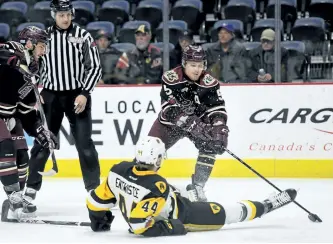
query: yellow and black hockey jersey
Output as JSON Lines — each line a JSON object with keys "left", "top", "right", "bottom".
{"left": 87, "top": 161, "right": 270, "bottom": 236}
{"left": 86, "top": 161, "right": 179, "bottom": 235}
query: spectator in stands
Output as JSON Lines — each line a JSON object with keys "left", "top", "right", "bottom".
{"left": 248, "top": 29, "right": 290, "bottom": 83}
{"left": 96, "top": 30, "right": 123, "bottom": 84}
{"left": 172, "top": 32, "right": 193, "bottom": 68}
{"left": 115, "top": 24, "right": 163, "bottom": 84}
{"left": 206, "top": 23, "right": 248, "bottom": 83}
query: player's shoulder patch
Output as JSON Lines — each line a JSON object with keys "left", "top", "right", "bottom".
{"left": 162, "top": 66, "right": 183, "bottom": 85}
{"left": 155, "top": 181, "right": 167, "bottom": 194}
{"left": 144, "top": 175, "right": 169, "bottom": 195}
{"left": 199, "top": 73, "right": 219, "bottom": 87}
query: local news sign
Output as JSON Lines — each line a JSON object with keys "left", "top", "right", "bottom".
{"left": 26, "top": 84, "right": 333, "bottom": 160}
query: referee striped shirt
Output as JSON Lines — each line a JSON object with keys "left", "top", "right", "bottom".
{"left": 40, "top": 24, "right": 101, "bottom": 95}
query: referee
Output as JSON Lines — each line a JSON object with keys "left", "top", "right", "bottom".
{"left": 25, "top": 0, "right": 101, "bottom": 203}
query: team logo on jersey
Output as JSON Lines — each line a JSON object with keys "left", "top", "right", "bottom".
{"left": 68, "top": 37, "right": 84, "bottom": 44}
{"left": 210, "top": 203, "right": 221, "bottom": 214}
{"left": 164, "top": 70, "right": 179, "bottom": 82}
{"left": 155, "top": 181, "right": 167, "bottom": 194}
{"left": 202, "top": 74, "right": 216, "bottom": 85}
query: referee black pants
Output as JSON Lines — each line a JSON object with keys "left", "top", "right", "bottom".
{"left": 27, "top": 89, "right": 100, "bottom": 192}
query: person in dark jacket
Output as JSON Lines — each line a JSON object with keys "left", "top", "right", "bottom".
{"left": 248, "top": 29, "right": 290, "bottom": 83}
{"left": 206, "top": 23, "right": 248, "bottom": 83}
{"left": 96, "top": 30, "right": 122, "bottom": 84}
{"left": 116, "top": 24, "right": 163, "bottom": 84}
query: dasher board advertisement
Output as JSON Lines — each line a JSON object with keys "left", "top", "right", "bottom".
{"left": 28, "top": 84, "right": 333, "bottom": 178}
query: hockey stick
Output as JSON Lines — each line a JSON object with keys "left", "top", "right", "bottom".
{"left": 222, "top": 146, "right": 322, "bottom": 223}
{"left": 23, "top": 50, "right": 58, "bottom": 176}
{"left": 4, "top": 218, "right": 90, "bottom": 226}
{"left": 167, "top": 99, "right": 321, "bottom": 222}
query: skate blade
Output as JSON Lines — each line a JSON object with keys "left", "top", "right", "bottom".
{"left": 38, "top": 169, "right": 57, "bottom": 176}
{"left": 1, "top": 200, "right": 22, "bottom": 222}
{"left": 1, "top": 200, "right": 11, "bottom": 222}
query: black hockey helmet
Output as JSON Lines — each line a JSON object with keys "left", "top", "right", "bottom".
{"left": 182, "top": 45, "right": 207, "bottom": 69}
{"left": 50, "top": 0, "right": 75, "bottom": 19}
{"left": 18, "top": 26, "right": 50, "bottom": 46}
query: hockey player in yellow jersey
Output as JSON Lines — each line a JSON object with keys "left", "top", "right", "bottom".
{"left": 86, "top": 136, "right": 297, "bottom": 237}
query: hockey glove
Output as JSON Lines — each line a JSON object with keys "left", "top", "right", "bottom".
{"left": 143, "top": 219, "right": 187, "bottom": 237}
{"left": 35, "top": 125, "right": 58, "bottom": 149}
{"left": 89, "top": 210, "right": 114, "bottom": 232}
{"left": 208, "top": 124, "right": 229, "bottom": 154}
{"left": 176, "top": 115, "right": 213, "bottom": 141}
{"left": 1, "top": 42, "right": 39, "bottom": 77}
{"left": 0, "top": 44, "right": 22, "bottom": 68}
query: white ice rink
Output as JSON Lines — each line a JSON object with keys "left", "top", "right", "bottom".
{"left": 0, "top": 178, "right": 332, "bottom": 243}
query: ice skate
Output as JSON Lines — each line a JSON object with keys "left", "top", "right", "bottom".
{"left": 23, "top": 187, "right": 37, "bottom": 213}
{"left": 1, "top": 191, "right": 36, "bottom": 222}
{"left": 186, "top": 183, "right": 207, "bottom": 202}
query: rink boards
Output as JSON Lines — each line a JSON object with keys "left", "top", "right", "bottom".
{"left": 31, "top": 84, "right": 333, "bottom": 178}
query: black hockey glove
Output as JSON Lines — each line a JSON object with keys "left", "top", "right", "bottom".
{"left": 208, "top": 124, "right": 229, "bottom": 154}
{"left": 1, "top": 42, "right": 39, "bottom": 77}
{"left": 176, "top": 115, "right": 213, "bottom": 141}
{"left": 35, "top": 125, "right": 58, "bottom": 149}
{"left": 142, "top": 219, "right": 187, "bottom": 237}
{"left": 0, "top": 44, "right": 22, "bottom": 68}
{"left": 89, "top": 210, "right": 114, "bottom": 232}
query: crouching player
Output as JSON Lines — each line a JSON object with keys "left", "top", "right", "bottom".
{"left": 86, "top": 136, "right": 297, "bottom": 236}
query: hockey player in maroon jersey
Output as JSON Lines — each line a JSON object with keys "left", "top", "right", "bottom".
{"left": 148, "top": 45, "right": 229, "bottom": 202}
{"left": 0, "top": 26, "right": 57, "bottom": 221}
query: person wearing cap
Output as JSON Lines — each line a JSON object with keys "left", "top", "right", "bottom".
{"left": 248, "top": 28, "right": 289, "bottom": 83}
{"left": 115, "top": 24, "right": 163, "bottom": 84}
{"left": 95, "top": 30, "right": 123, "bottom": 84}
{"left": 96, "top": 30, "right": 112, "bottom": 52}
{"left": 206, "top": 23, "right": 248, "bottom": 83}
{"left": 172, "top": 32, "right": 193, "bottom": 68}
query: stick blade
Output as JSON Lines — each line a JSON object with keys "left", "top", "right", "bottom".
{"left": 38, "top": 169, "right": 57, "bottom": 176}
{"left": 308, "top": 213, "right": 322, "bottom": 223}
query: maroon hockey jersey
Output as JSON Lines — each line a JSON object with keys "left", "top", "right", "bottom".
{"left": 0, "top": 43, "right": 40, "bottom": 136}
{"left": 159, "top": 66, "right": 228, "bottom": 126}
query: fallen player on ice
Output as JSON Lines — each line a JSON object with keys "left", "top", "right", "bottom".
{"left": 85, "top": 136, "right": 297, "bottom": 237}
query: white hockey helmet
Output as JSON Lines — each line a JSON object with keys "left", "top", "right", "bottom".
{"left": 135, "top": 136, "right": 166, "bottom": 168}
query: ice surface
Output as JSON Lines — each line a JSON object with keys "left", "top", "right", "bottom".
{"left": 0, "top": 178, "right": 332, "bottom": 243}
